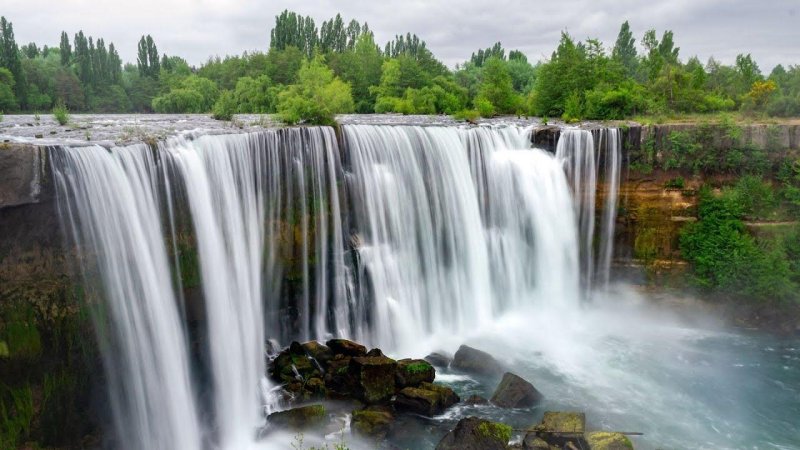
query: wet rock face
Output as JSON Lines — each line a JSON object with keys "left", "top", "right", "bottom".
{"left": 435, "top": 416, "right": 511, "bottom": 450}
{"left": 424, "top": 351, "right": 452, "bottom": 368}
{"left": 351, "top": 407, "right": 394, "bottom": 439}
{"left": 394, "top": 382, "right": 459, "bottom": 416}
{"left": 490, "top": 372, "right": 544, "bottom": 408}
{"left": 325, "top": 338, "right": 367, "bottom": 357}
{"left": 451, "top": 345, "right": 504, "bottom": 375}
{"left": 0, "top": 144, "right": 46, "bottom": 208}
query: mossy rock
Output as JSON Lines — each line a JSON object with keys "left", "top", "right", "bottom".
{"left": 323, "top": 354, "right": 353, "bottom": 396}
{"left": 395, "top": 382, "right": 459, "bottom": 416}
{"left": 267, "top": 404, "right": 326, "bottom": 430}
{"left": 451, "top": 345, "right": 503, "bottom": 376}
{"left": 351, "top": 407, "right": 394, "bottom": 438}
{"left": 396, "top": 358, "right": 435, "bottom": 388}
{"left": 349, "top": 356, "right": 397, "bottom": 404}
{"left": 490, "top": 372, "right": 544, "bottom": 408}
{"left": 586, "top": 431, "right": 634, "bottom": 450}
{"left": 301, "top": 340, "right": 334, "bottom": 366}
{"left": 435, "top": 416, "right": 510, "bottom": 450}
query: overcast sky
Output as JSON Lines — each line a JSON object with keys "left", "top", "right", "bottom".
{"left": 3, "top": 0, "right": 798, "bottom": 72}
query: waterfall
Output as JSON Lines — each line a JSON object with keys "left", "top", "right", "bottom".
{"left": 52, "top": 145, "right": 202, "bottom": 450}
{"left": 555, "top": 128, "right": 622, "bottom": 292}
{"left": 51, "top": 123, "right": 621, "bottom": 449}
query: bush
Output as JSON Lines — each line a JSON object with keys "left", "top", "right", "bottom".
{"left": 453, "top": 109, "right": 480, "bottom": 122}
{"left": 731, "top": 176, "right": 777, "bottom": 220}
{"left": 664, "top": 177, "right": 686, "bottom": 189}
{"left": 680, "top": 187, "right": 797, "bottom": 304}
{"left": 475, "top": 97, "right": 495, "bottom": 117}
{"left": 212, "top": 90, "right": 237, "bottom": 121}
{"left": 277, "top": 56, "right": 354, "bottom": 126}
{"left": 52, "top": 100, "right": 70, "bottom": 125}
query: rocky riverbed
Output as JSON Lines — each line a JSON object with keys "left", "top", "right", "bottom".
{"left": 263, "top": 339, "right": 634, "bottom": 450}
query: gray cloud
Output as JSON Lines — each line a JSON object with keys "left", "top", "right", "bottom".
{"left": 3, "top": 0, "right": 798, "bottom": 72}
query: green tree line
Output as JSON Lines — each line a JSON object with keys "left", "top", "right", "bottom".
{"left": 0, "top": 13, "right": 798, "bottom": 123}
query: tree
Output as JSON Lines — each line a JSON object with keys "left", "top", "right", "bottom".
{"left": 612, "top": 20, "right": 637, "bottom": 77}
{"left": 59, "top": 31, "right": 71, "bottom": 66}
{"left": 277, "top": 55, "right": 354, "bottom": 125}
{"left": 0, "top": 67, "right": 18, "bottom": 111}
{"left": 137, "top": 35, "right": 160, "bottom": 78}
{"left": 327, "top": 32, "right": 383, "bottom": 112}
{"left": 477, "top": 57, "right": 518, "bottom": 114}
{"left": 0, "top": 17, "right": 25, "bottom": 109}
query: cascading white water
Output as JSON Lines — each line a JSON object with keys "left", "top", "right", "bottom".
{"left": 343, "top": 124, "right": 583, "bottom": 350}
{"left": 52, "top": 123, "right": 622, "bottom": 449}
{"left": 555, "top": 128, "right": 622, "bottom": 292}
{"left": 597, "top": 129, "right": 621, "bottom": 289}
{"left": 52, "top": 145, "right": 202, "bottom": 450}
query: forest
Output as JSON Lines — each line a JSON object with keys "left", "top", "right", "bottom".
{"left": 0, "top": 11, "right": 799, "bottom": 124}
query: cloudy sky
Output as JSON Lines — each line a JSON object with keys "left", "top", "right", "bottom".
{"left": 3, "top": 0, "right": 799, "bottom": 72}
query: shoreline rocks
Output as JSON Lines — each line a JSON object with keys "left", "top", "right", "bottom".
{"left": 451, "top": 345, "right": 505, "bottom": 375}
{"left": 490, "top": 372, "right": 544, "bottom": 408}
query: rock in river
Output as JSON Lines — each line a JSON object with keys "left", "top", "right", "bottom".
{"left": 436, "top": 416, "right": 512, "bottom": 450}
{"left": 490, "top": 372, "right": 544, "bottom": 408}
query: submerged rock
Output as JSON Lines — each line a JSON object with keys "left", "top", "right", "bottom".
{"left": 464, "top": 394, "right": 489, "bottom": 405}
{"left": 451, "top": 345, "right": 503, "bottom": 375}
{"left": 326, "top": 338, "right": 367, "bottom": 357}
{"left": 435, "top": 416, "right": 511, "bottom": 450}
{"left": 351, "top": 406, "right": 395, "bottom": 439}
{"left": 267, "top": 404, "right": 327, "bottom": 430}
{"left": 424, "top": 351, "right": 453, "bottom": 368}
{"left": 527, "top": 411, "right": 587, "bottom": 448}
{"left": 349, "top": 356, "right": 397, "bottom": 403}
{"left": 490, "top": 372, "right": 544, "bottom": 408}
{"left": 395, "top": 358, "right": 435, "bottom": 388}
{"left": 585, "top": 431, "right": 634, "bottom": 450}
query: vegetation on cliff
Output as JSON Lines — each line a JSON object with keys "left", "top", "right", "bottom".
{"left": 0, "top": 13, "right": 798, "bottom": 123}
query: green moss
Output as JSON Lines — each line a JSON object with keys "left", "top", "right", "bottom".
{"left": 405, "top": 362, "right": 432, "bottom": 374}
{"left": 477, "top": 421, "right": 512, "bottom": 443}
{"left": 0, "top": 384, "right": 34, "bottom": 448}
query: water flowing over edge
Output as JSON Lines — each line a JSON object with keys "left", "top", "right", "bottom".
{"left": 50, "top": 124, "right": 621, "bottom": 449}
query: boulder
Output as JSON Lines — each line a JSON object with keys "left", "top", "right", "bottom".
{"left": 366, "top": 348, "right": 385, "bottom": 357}
{"left": 270, "top": 344, "right": 321, "bottom": 383}
{"left": 267, "top": 404, "right": 326, "bottom": 430}
{"left": 522, "top": 435, "right": 550, "bottom": 450}
{"left": 435, "top": 416, "right": 511, "bottom": 450}
{"left": 302, "top": 340, "right": 334, "bottom": 367}
{"left": 351, "top": 406, "right": 394, "bottom": 439}
{"left": 395, "top": 358, "right": 435, "bottom": 388}
{"left": 451, "top": 345, "right": 503, "bottom": 375}
{"left": 394, "top": 382, "right": 459, "bottom": 416}
{"left": 323, "top": 354, "right": 353, "bottom": 396}
{"left": 490, "top": 372, "right": 544, "bottom": 408}
{"left": 349, "top": 356, "right": 397, "bottom": 403}
{"left": 527, "top": 411, "right": 586, "bottom": 448}
{"left": 326, "top": 338, "right": 367, "bottom": 357}
{"left": 585, "top": 432, "right": 634, "bottom": 450}
{"left": 424, "top": 351, "right": 453, "bottom": 368}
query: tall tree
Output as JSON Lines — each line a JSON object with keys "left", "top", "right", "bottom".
{"left": 612, "top": 20, "right": 637, "bottom": 77}
{"left": 0, "top": 16, "right": 26, "bottom": 107}
{"left": 137, "top": 35, "right": 160, "bottom": 78}
{"left": 59, "top": 31, "right": 71, "bottom": 66}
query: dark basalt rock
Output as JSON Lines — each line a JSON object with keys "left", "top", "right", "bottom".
{"left": 490, "top": 372, "right": 544, "bottom": 408}
{"left": 424, "top": 351, "right": 453, "bottom": 368}
{"left": 326, "top": 338, "right": 367, "bottom": 357}
{"left": 395, "top": 358, "right": 435, "bottom": 388}
{"left": 324, "top": 354, "right": 354, "bottom": 396}
{"left": 270, "top": 342, "right": 322, "bottom": 383}
{"left": 451, "top": 345, "right": 504, "bottom": 376}
{"left": 349, "top": 356, "right": 397, "bottom": 403}
{"left": 435, "top": 416, "right": 511, "bottom": 450}
{"left": 267, "top": 404, "right": 327, "bottom": 430}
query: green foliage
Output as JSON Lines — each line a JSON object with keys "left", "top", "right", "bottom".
{"left": 664, "top": 177, "right": 686, "bottom": 189}
{"left": 277, "top": 56, "right": 354, "bottom": 125}
{"left": 477, "top": 57, "right": 519, "bottom": 114}
{"left": 212, "top": 90, "right": 237, "bottom": 121}
{"left": 476, "top": 421, "right": 512, "bottom": 443}
{"left": 680, "top": 187, "right": 797, "bottom": 304}
{"left": 0, "top": 384, "right": 34, "bottom": 449}
{"left": 232, "top": 75, "right": 276, "bottom": 113}
{"left": 152, "top": 75, "right": 219, "bottom": 113}
{"left": 778, "top": 158, "right": 800, "bottom": 217}
{"left": 453, "top": 108, "right": 479, "bottom": 122}
{"left": 475, "top": 97, "right": 495, "bottom": 117}
{"left": 52, "top": 99, "right": 70, "bottom": 125}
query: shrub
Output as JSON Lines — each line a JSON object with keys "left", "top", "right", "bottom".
{"left": 680, "top": 187, "right": 796, "bottom": 304}
{"left": 475, "top": 97, "right": 495, "bottom": 117}
{"left": 277, "top": 56, "right": 354, "bottom": 126}
{"left": 52, "top": 100, "right": 70, "bottom": 125}
{"left": 212, "top": 90, "right": 237, "bottom": 121}
{"left": 664, "top": 177, "right": 686, "bottom": 189}
{"left": 453, "top": 109, "right": 480, "bottom": 122}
